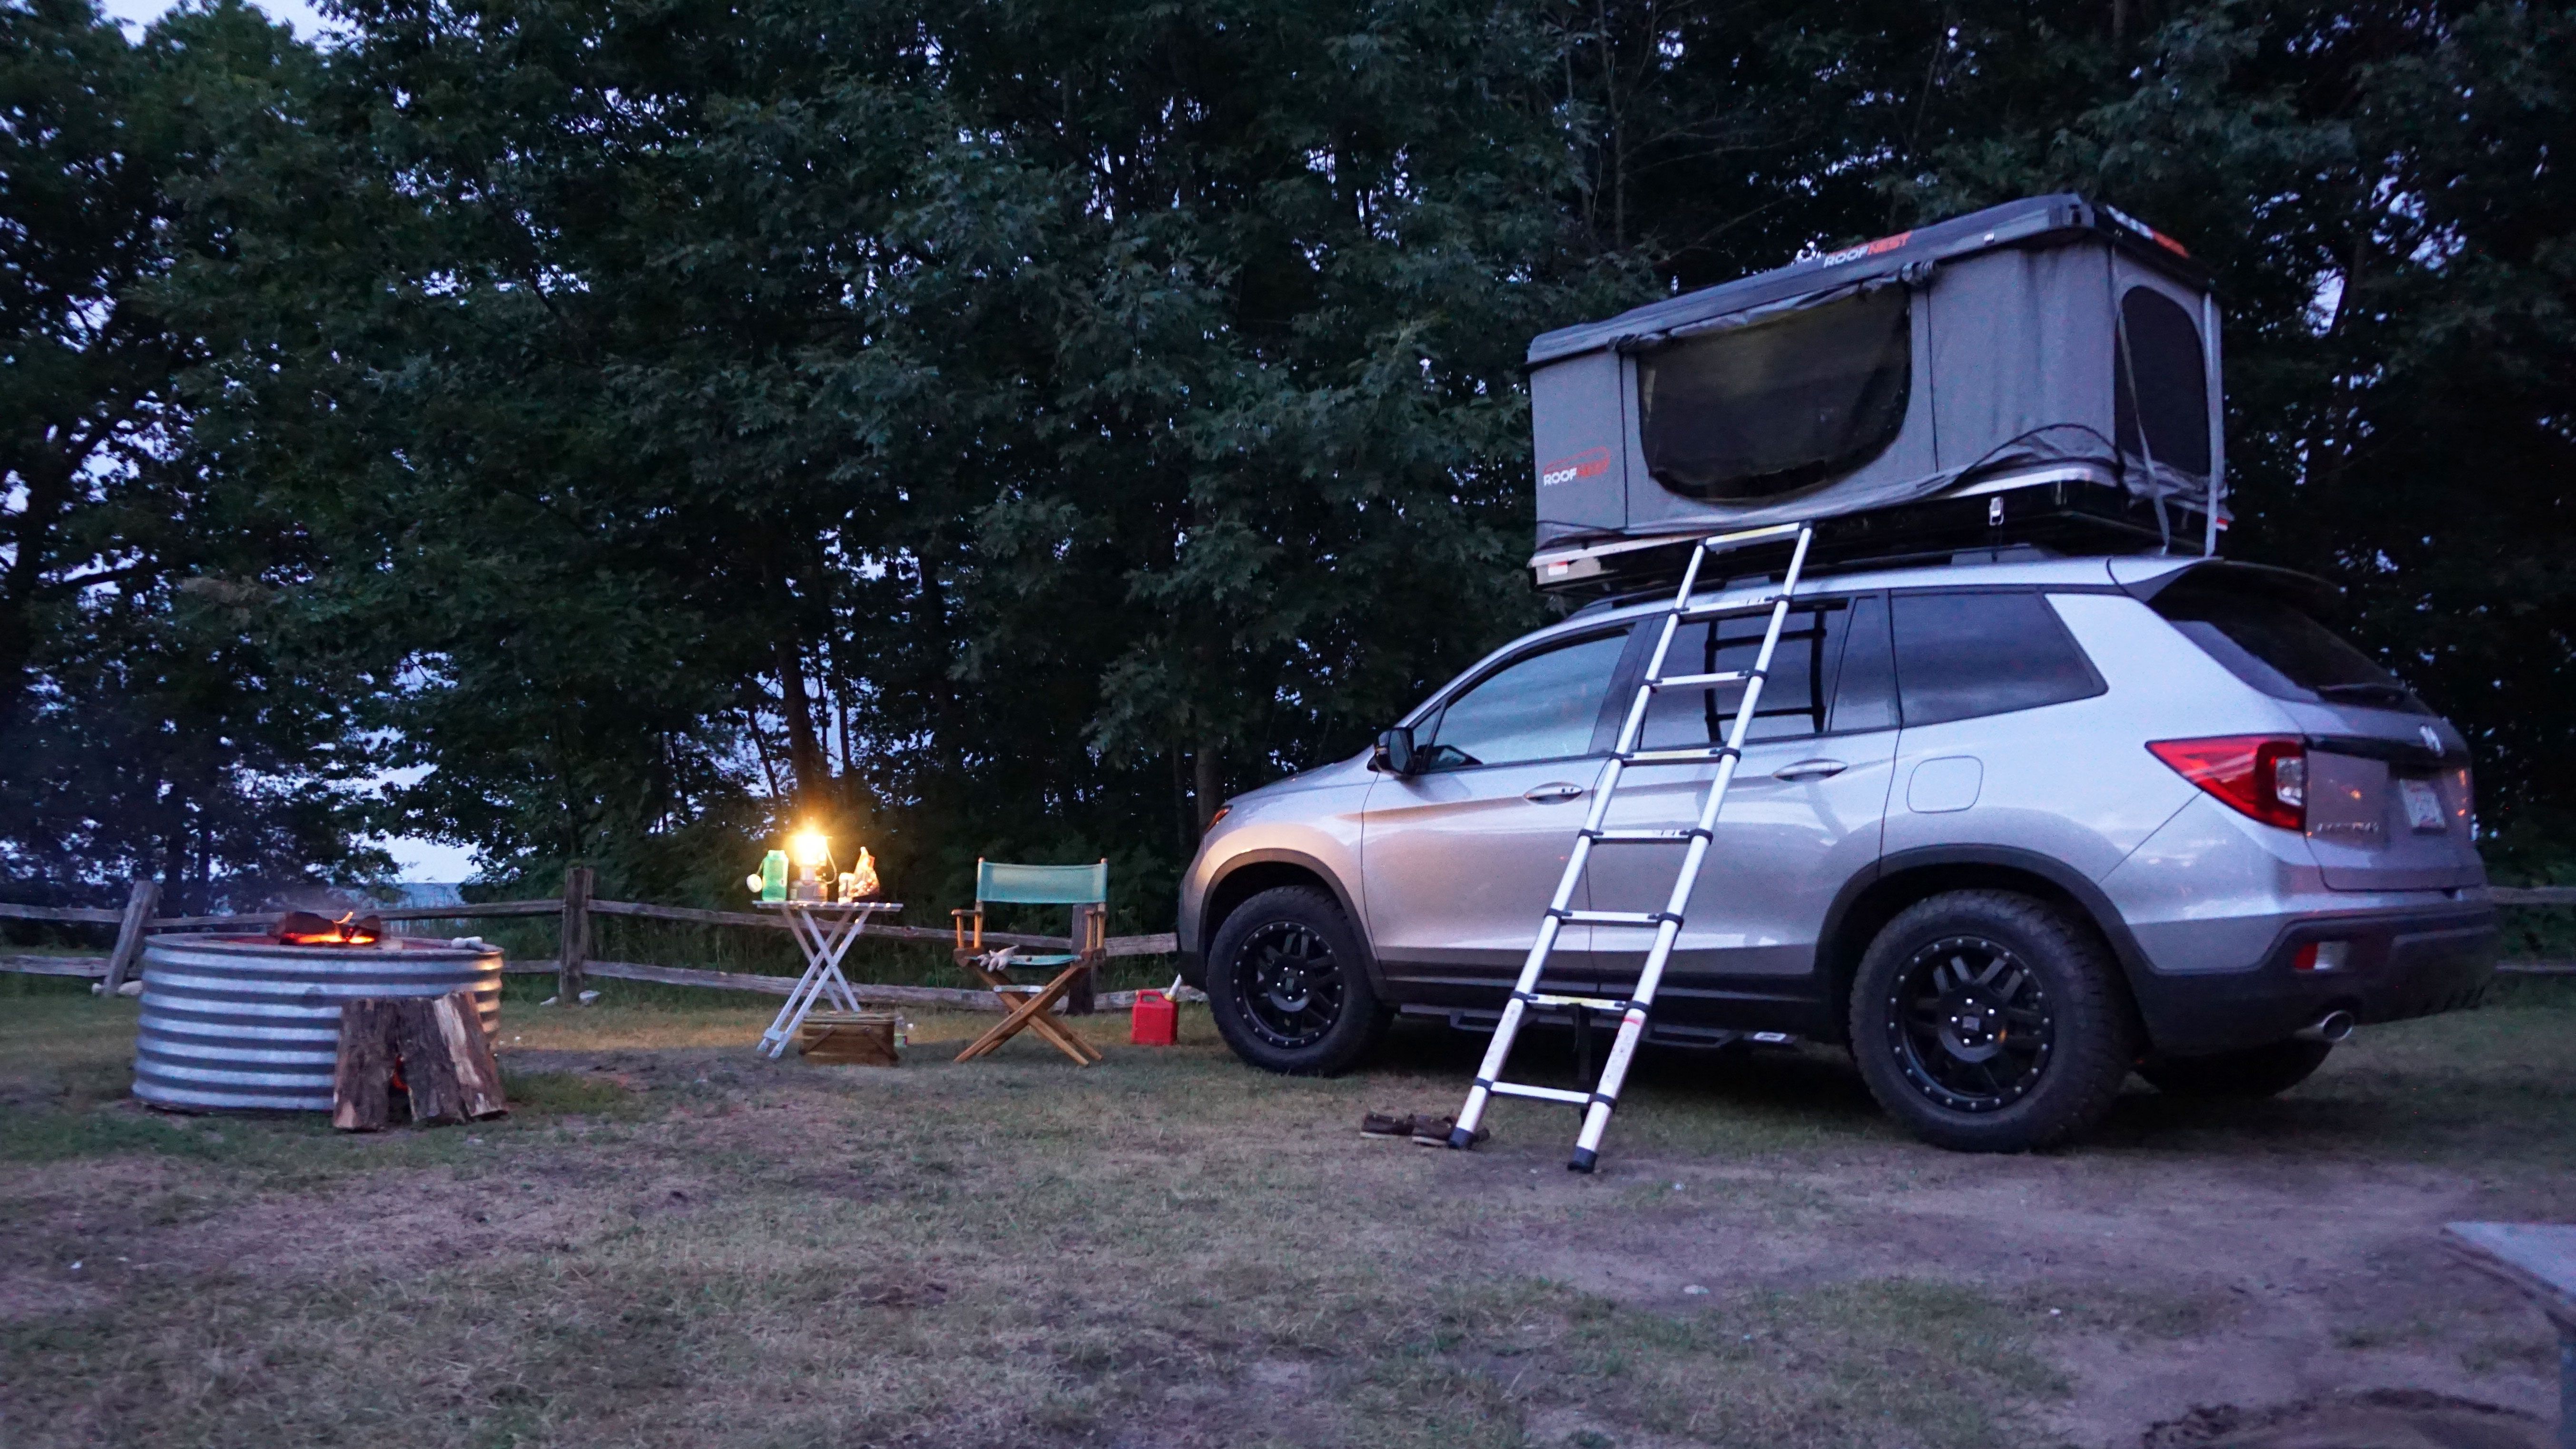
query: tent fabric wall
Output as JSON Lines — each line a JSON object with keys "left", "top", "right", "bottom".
{"left": 1526, "top": 194, "right": 2218, "bottom": 556}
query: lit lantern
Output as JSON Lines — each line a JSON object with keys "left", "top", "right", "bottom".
{"left": 788, "top": 828, "right": 832, "bottom": 901}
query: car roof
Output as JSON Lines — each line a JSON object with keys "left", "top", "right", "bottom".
{"left": 1532, "top": 552, "right": 2222, "bottom": 643}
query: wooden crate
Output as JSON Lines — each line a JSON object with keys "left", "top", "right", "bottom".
{"left": 795, "top": 1011, "right": 900, "bottom": 1067}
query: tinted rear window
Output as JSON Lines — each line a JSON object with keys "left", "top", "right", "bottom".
{"left": 2151, "top": 577, "right": 2426, "bottom": 713}
{"left": 1891, "top": 592, "right": 2105, "bottom": 726}
{"left": 1636, "top": 285, "right": 1911, "bottom": 500}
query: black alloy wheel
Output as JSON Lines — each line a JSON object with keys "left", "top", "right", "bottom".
{"left": 1232, "top": 919, "right": 1346, "bottom": 1051}
{"left": 1204, "top": 884, "right": 1390, "bottom": 1076}
{"left": 1886, "top": 934, "right": 2055, "bottom": 1112}
{"left": 1848, "top": 890, "right": 2133, "bottom": 1152}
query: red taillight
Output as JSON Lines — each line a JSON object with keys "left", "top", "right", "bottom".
{"left": 2147, "top": 735, "right": 2307, "bottom": 831}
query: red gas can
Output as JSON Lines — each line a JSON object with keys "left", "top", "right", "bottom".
{"left": 1129, "top": 989, "right": 1178, "bottom": 1046}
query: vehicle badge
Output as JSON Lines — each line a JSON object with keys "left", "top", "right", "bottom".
{"left": 2419, "top": 725, "right": 2442, "bottom": 755}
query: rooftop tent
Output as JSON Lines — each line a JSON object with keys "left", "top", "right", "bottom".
{"left": 1527, "top": 195, "right": 2224, "bottom": 590}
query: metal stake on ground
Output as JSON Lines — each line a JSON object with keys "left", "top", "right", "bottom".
{"left": 1447, "top": 520, "right": 1818, "bottom": 1172}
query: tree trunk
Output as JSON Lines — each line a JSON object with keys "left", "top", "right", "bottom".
{"left": 1194, "top": 741, "right": 1223, "bottom": 834}
{"left": 775, "top": 637, "right": 828, "bottom": 805}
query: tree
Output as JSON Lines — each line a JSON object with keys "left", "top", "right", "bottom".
{"left": 0, "top": 0, "right": 381, "bottom": 908}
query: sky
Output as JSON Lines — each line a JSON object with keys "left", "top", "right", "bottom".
{"left": 102, "top": 0, "right": 331, "bottom": 37}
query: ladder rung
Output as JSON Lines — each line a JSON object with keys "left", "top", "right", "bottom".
{"left": 1553, "top": 910, "right": 1675, "bottom": 927}
{"left": 1522, "top": 992, "right": 1629, "bottom": 1011}
{"left": 1698, "top": 521, "right": 1805, "bottom": 550}
{"left": 1488, "top": 1082, "right": 1592, "bottom": 1106}
{"left": 1619, "top": 746, "right": 1739, "bottom": 765}
{"left": 1647, "top": 669, "right": 1753, "bottom": 691}
{"left": 1679, "top": 597, "right": 1782, "bottom": 620}
{"left": 1582, "top": 827, "right": 1704, "bottom": 844}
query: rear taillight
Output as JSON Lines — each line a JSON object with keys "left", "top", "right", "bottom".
{"left": 2147, "top": 735, "right": 2307, "bottom": 831}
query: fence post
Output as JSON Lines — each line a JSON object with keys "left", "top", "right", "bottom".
{"left": 1064, "top": 902, "right": 1100, "bottom": 1016}
{"left": 98, "top": 880, "right": 162, "bottom": 995}
{"left": 558, "top": 865, "right": 593, "bottom": 1004}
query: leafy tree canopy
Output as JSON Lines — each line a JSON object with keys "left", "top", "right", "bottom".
{"left": 4, "top": 0, "right": 2570, "bottom": 916}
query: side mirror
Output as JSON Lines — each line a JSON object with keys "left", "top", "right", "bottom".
{"left": 1371, "top": 726, "right": 1419, "bottom": 776}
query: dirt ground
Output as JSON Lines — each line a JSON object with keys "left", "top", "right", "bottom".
{"left": 2, "top": 973, "right": 2570, "bottom": 1449}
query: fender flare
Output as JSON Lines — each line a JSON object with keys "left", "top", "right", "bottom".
{"left": 1190, "top": 848, "right": 1386, "bottom": 993}
{"left": 1816, "top": 844, "right": 2158, "bottom": 1028}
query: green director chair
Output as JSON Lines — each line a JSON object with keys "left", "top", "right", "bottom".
{"left": 951, "top": 860, "right": 1109, "bottom": 1065}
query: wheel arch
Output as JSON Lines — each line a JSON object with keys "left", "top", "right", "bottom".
{"left": 1816, "top": 846, "right": 2154, "bottom": 1046}
{"left": 1193, "top": 851, "right": 1379, "bottom": 991}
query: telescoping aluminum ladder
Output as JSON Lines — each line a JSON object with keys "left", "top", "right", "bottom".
{"left": 1447, "top": 520, "right": 1818, "bottom": 1172}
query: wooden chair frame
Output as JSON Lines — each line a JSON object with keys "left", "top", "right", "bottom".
{"left": 951, "top": 862, "right": 1109, "bottom": 1066}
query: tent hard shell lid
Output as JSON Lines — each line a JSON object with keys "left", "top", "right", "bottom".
{"left": 1527, "top": 195, "right": 2225, "bottom": 593}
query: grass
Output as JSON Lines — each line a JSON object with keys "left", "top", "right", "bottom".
{"left": 1, "top": 975, "right": 2571, "bottom": 1448}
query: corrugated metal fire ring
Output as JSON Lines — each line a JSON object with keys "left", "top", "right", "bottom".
{"left": 133, "top": 934, "right": 503, "bottom": 1113}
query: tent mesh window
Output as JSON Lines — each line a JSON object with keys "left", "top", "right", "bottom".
{"left": 2113, "top": 287, "right": 2211, "bottom": 475}
{"left": 1636, "top": 284, "right": 1912, "bottom": 500}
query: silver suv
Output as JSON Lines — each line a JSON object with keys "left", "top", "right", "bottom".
{"left": 1175, "top": 551, "right": 2498, "bottom": 1152}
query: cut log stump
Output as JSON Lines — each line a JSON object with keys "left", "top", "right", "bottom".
{"left": 334, "top": 991, "right": 507, "bottom": 1131}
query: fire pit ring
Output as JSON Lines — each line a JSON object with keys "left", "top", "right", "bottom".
{"left": 132, "top": 934, "right": 504, "bottom": 1113}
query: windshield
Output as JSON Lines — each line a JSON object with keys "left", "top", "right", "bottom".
{"left": 2152, "top": 575, "right": 2426, "bottom": 714}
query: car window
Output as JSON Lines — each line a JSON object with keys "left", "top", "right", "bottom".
{"left": 2150, "top": 576, "right": 2428, "bottom": 714}
{"left": 1891, "top": 591, "right": 2105, "bottom": 726}
{"left": 1829, "top": 593, "right": 1898, "bottom": 732}
{"left": 1639, "top": 602, "right": 1853, "bottom": 749}
{"left": 1421, "top": 632, "right": 1628, "bottom": 771}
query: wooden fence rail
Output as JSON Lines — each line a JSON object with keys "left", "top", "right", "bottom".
{"left": 3, "top": 870, "right": 1184, "bottom": 1003}
{"left": 6, "top": 872, "right": 2568, "bottom": 999}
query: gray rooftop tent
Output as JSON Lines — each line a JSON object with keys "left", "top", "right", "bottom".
{"left": 1526, "top": 194, "right": 2224, "bottom": 592}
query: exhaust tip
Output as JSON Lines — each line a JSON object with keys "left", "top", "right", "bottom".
{"left": 2297, "top": 1009, "right": 2356, "bottom": 1044}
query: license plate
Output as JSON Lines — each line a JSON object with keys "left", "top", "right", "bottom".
{"left": 2399, "top": 777, "right": 2447, "bottom": 833}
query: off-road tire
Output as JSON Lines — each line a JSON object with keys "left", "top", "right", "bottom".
{"left": 1848, "top": 890, "right": 2135, "bottom": 1153}
{"left": 2137, "top": 1039, "right": 2332, "bottom": 1099}
{"left": 1206, "top": 886, "right": 1390, "bottom": 1076}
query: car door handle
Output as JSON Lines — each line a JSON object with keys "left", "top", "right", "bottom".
{"left": 1523, "top": 783, "right": 1587, "bottom": 803}
{"left": 1772, "top": 758, "right": 1848, "bottom": 782}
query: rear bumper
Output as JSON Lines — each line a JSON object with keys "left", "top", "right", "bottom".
{"left": 2128, "top": 906, "right": 2497, "bottom": 1055}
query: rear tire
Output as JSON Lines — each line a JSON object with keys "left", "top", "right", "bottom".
{"left": 1206, "top": 886, "right": 1389, "bottom": 1076}
{"left": 1848, "top": 890, "right": 2134, "bottom": 1153}
{"left": 2138, "top": 1040, "right": 2332, "bottom": 1099}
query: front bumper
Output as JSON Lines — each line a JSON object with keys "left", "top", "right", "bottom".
{"left": 2127, "top": 906, "right": 2497, "bottom": 1055}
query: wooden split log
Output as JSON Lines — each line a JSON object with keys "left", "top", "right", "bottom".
{"left": 333, "top": 991, "right": 508, "bottom": 1131}
{"left": 432, "top": 989, "right": 507, "bottom": 1119}
{"left": 333, "top": 999, "right": 399, "bottom": 1132}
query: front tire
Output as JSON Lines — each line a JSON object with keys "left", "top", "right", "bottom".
{"left": 1848, "top": 890, "right": 2135, "bottom": 1153}
{"left": 2138, "top": 1040, "right": 2332, "bottom": 1099}
{"left": 1206, "top": 886, "right": 1390, "bottom": 1076}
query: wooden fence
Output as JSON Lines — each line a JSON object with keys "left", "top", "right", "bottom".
{"left": 5, "top": 877, "right": 2570, "bottom": 1000}
{"left": 0, "top": 868, "right": 1185, "bottom": 1012}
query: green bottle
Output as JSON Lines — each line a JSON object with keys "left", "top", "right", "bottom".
{"left": 760, "top": 850, "right": 788, "bottom": 902}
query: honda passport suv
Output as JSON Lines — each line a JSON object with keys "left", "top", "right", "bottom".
{"left": 1173, "top": 552, "right": 2497, "bottom": 1152}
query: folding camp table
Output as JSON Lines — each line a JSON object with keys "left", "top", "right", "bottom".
{"left": 754, "top": 900, "right": 902, "bottom": 1060}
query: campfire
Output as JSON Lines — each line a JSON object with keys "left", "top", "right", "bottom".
{"left": 274, "top": 910, "right": 386, "bottom": 947}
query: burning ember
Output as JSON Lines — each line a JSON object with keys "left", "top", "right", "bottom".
{"left": 274, "top": 910, "right": 385, "bottom": 947}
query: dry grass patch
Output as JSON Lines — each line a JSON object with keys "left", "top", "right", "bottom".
{"left": 1, "top": 979, "right": 2571, "bottom": 1448}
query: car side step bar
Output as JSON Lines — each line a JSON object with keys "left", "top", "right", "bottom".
{"left": 1444, "top": 521, "right": 1819, "bottom": 1173}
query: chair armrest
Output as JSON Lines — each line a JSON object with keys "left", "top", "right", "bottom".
{"left": 951, "top": 907, "right": 983, "bottom": 953}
